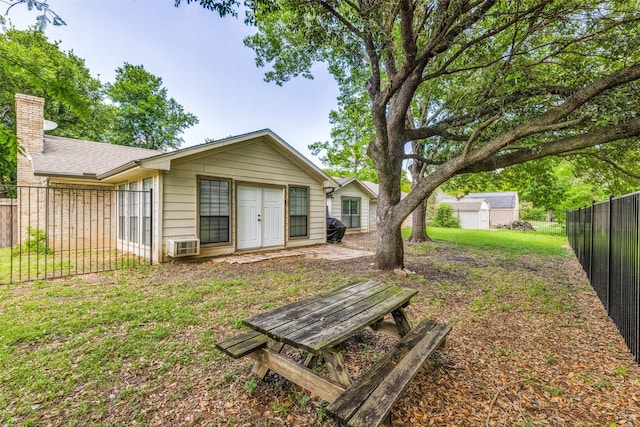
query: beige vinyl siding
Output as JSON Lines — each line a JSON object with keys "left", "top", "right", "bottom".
{"left": 330, "top": 185, "right": 370, "bottom": 233}
{"left": 370, "top": 201, "right": 378, "bottom": 231}
{"left": 489, "top": 208, "right": 519, "bottom": 227}
{"left": 161, "top": 138, "right": 327, "bottom": 260}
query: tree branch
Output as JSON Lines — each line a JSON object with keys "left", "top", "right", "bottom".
{"left": 462, "top": 112, "right": 502, "bottom": 158}
{"left": 460, "top": 116, "right": 640, "bottom": 173}
{"left": 403, "top": 153, "right": 443, "bottom": 165}
{"left": 462, "top": 62, "right": 640, "bottom": 165}
{"left": 316, "top": 0, "right": 364, "bottom": 37}
{"left": 562, "top": 151, "right": 640, "bottom": 180}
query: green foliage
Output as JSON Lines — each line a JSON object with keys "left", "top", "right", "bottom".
{"left": 173, "top": 0, "right": 240, "bottom": 19}
{"left": 309, "top": 88, "right": 376, "bottom": 179}
{"left": 0, "top": 126, "right": 18, "bottom": 190}
{"left": 433, "top": 204, "right": 460, "bottom": 229}
{"left": 443, "top": 157, "right": 612, "bottom": 214}
{"left": 0, "top": 28, "right": 112, "bottom": 185}
{"left": 0, "top": 28, "right": 197, "bottom": 188}
{"left": 244, "top": 377, "right": 257, "bottom": 394}
{"left": 443, "top": 158, "right": 568, "bottom": 211}
{"left": 1, "top": 0, "right": 66, "bottom": 31}
{"left": 521, "top": 206, "right": 546, "bottom": 222}
{"left": 12, "top": 227, "right": 51, "bottom": 256}
{"left": 105, "top": 63, "right": 198, "bottom": 151}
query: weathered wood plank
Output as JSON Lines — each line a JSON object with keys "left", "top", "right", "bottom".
{"left": 326, "top": 320, "right": 438, "bottom": 423}
{"left": 249, "top": 281, "right": 391, "bottom": 336}
{"left": 272, "top": 284, "right": 397, "bottom": 340}
{"left": 215, "top": 331, "right": 269, "bottom": 359}
{"left": 391, "top": 307, "right": 413, "bottom": 337}
{"left": 368, "top": 320, "right": 402, "bottom": 339}
{"left": 343, "top": 323, "right": 451, "bottom": 427}
{"left": 249, "top": 348, "right": 346, "bottom": 403}
{"left": 294, "top": 288, "right": 418, "bottom": 352}
{"left": 244, "top": 281, "right": 381, "bottom": 330}
{"left": 322, "top": 348, "right": 352, "bottom": 387}
{"left": 252, "top": 340, "right": 285, "bottom": 379}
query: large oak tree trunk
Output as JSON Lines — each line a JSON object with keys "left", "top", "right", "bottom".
{"left": 374, "top": 214, "right": 405, "bottom": 270}
{"left": 408, "top": 199, "right": 430, "bottom": 242}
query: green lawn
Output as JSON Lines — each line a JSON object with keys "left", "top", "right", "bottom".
{"left": 526, "top": 219, "right": 566, "bottom": 236}
{"left": 417, "top": 227, "right": 569, "bottom": 256}
{"left": 0, "top": 247, "right": 142, "bottom": 285}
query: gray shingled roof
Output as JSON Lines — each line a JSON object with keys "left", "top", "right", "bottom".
{"left": 466, "top": 192, "right": 518, "bottom": 209}
{"left": 334, "top": 177, "right": 353, "bottom": 186}
{"left": 440, "top": 199, "right": 489, "bottom": 212}
{"left": 31, "top": 136, "right": 161, "bottom": 178}
{"left": 362, "top": 181, "right": 379, "bottom": 196}
{"left": 331, "top": 177, "right": 378, "bottom": 198}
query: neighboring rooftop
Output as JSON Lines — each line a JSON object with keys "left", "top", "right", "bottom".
{"left": 440, "top": 198, "right": 490, "bottom": 212}
{"left": 466, "top": 191, "right": 518, "bottom": 209}
{"left": 331, "top": 176, "right": 379, "bottom": 198}
{"left": 31, "top": 135, "right": 161, "bottom": 178}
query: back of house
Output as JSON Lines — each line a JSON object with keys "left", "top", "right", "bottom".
{"left": 14, "top": 93, "right": 338, "bottom": 264}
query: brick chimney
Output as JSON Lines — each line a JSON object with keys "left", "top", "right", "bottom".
{"left": 16, "top": 93, "right": 44, "bottom": 153}
{"left": 15, "top": 93, "right": 45, "bottom": 186}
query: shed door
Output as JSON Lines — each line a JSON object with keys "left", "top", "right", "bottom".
{"left": 480, "top": 209, "right": 490, "bottom": 230}
{"left": 237, "top": 185, "right": 284, "bottom": 250}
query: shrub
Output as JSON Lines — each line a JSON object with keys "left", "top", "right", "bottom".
{"left": 433, "top": 204, "right": 460, "bottom": 228}
{"left": 521, "top": 207, "right": 546, "bottom": 221}
{"left": 12, "top": 227, "right": 52, "bottom": 256}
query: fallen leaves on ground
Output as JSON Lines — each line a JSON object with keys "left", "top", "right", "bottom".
{"left": 3, "top": 232, "right": 639, "bottom": 426}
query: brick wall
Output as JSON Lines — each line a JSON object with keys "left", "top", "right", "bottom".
{"left": 15, "top": 94, "right": 46, "bottom": 250}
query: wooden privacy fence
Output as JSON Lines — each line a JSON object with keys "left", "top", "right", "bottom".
{"left": 0, "top": 198, "right": 18, "bottom": 248}
{"left": 567, "top": 194, "right": 640, "bottom": 364}
{"left": 0, "top": 185, "right": 152, "bottom": 285}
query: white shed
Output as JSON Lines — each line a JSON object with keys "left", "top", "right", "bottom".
{"left": 440, "top": 199, "right": 490, "bottom": 230}
{"left": 466, "top": 192, "right": 519, "bottom": 227}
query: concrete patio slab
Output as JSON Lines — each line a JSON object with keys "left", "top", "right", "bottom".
{"left": 214, "top": 244, "right": 375, "bottom": 264}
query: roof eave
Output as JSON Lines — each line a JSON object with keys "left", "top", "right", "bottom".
{"left": 34, "top": 170, "right": 99, "bottom": 180}
{"left": 337, "top": 177, "right": 378, "bottom": 198}
{"left": 130, "top": 128, "right": 339, "bottom": 187}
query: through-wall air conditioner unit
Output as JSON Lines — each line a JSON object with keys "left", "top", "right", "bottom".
{"left": 167, "top": 237, "right": 200, "bottom": 257}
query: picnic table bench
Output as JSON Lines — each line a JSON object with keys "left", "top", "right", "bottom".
{"left": 215, "top": 280, "right": 450, "bottom": 426}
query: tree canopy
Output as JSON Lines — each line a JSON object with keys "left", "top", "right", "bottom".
{"left": 309, "top": 90, "right": 377, "bottom": 182}
{"left": 105, "top": 63, "right": 198, "bottom": 151}
{"left": 182, "top": 1, "right": 640, "bottom": 270}
{"left": 0, "top": 27, "right": 107, "bottom": 189}
{"left": 0, "top": 23, "right": 199, "bottom": 189}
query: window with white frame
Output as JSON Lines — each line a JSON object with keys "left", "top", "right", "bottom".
{"left": 289, "top": 186, "right": 309, "bottom": 238}
{"left": 142, "top": 178, "right": 152, "bottom": 246}
{"left": 199, "top": 178, "right": 230, "bottom": 244}
{"left": 342, "top": 197, "right": 361, "bottom": 229}
{"left": 117, "top": 178, "right": 153, "bottom": 246}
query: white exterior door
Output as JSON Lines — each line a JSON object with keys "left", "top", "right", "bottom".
{"left": 237, "top": 186, "right": 260, "bottom": 249}
{"left": 237, "top": 185, "right": 284, "bottom": 250}
{"left": 262, "top": 187, "right": 284, "bottom": 247}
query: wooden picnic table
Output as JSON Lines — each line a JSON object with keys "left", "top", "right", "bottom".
{"left": 238, "top": 280, "right": 417, "bottom": 402}
{"left": 216, "top": 280, "right": 451, "bottom": 426}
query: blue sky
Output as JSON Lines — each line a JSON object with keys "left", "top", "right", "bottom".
{"left": 5, "top": 0, "right": 340, "bottom": 164}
